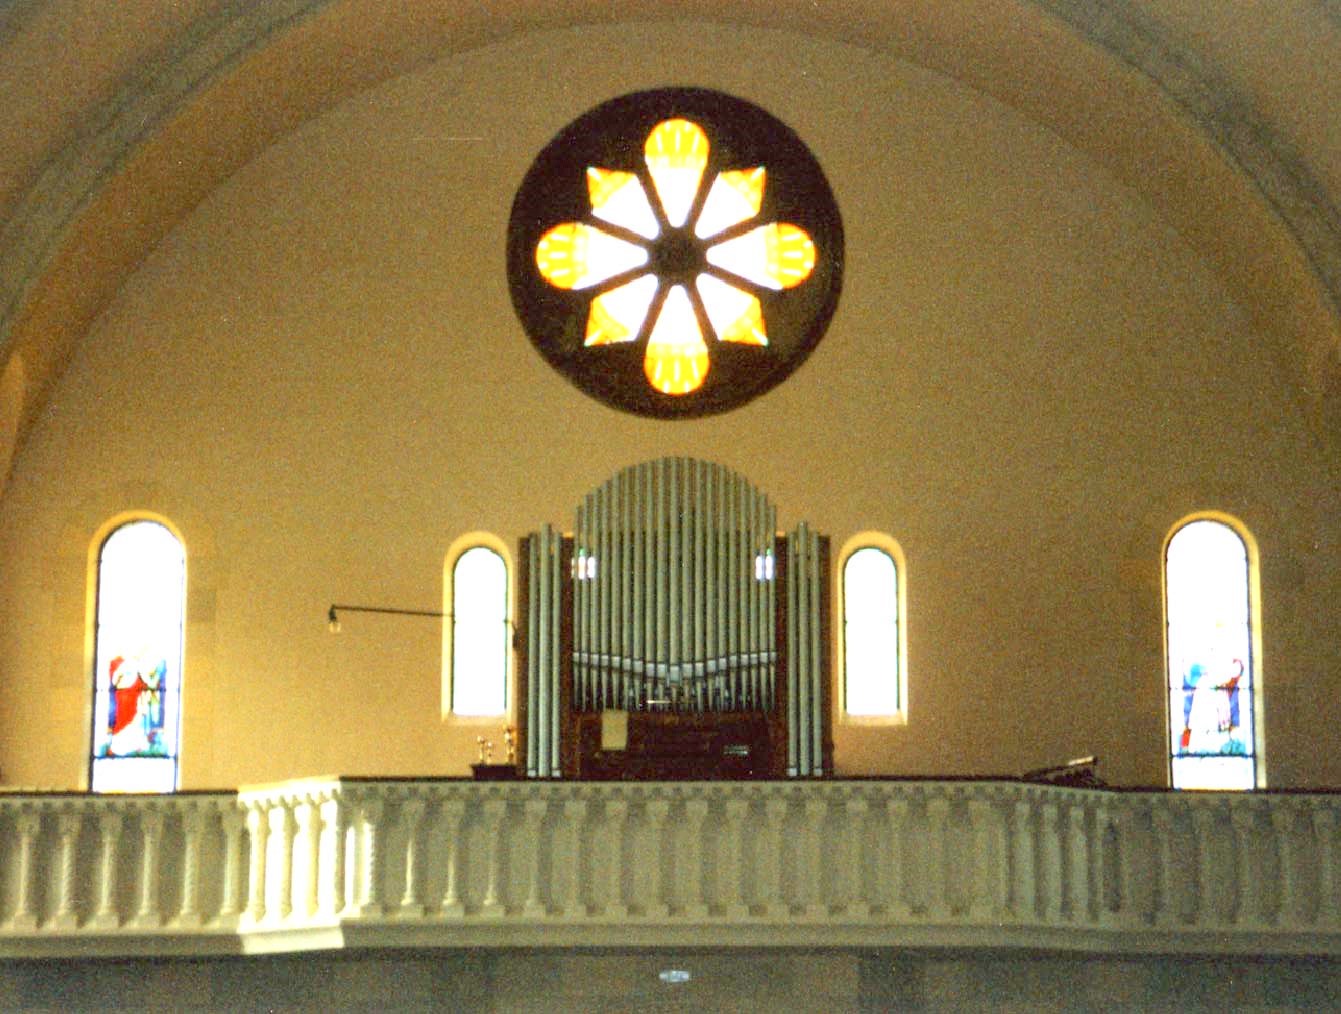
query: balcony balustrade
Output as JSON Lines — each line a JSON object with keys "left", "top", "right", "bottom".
{"left": 1, "top": 778, "right": 1338, "bottom": 958}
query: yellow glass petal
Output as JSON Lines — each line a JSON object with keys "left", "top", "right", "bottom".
{"left": 694, "top": 167, "right": 765, "bottom": 239}
{"left": 585, "top": 273, "right": 657, "bottom": 346}
{"left": 705, "top": 222, "right": 815, "bottom": 290}
{"left": 587, "top": 168, "right": 659, "bottom": 239}
{"left": 535, "top": 222, "right": 649, "bottom": 290}
{"left": 644, "top": 285, "right": 709, "bottom": 395}
{"left": 697, "top": 274, "right": 767, "bottom": 346}
{"left": 644, "top": 119, "right": 709, "bottom": 228}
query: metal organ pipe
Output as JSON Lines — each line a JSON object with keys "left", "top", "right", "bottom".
{"left": 557, "top": 460, "right": 796, "bottom": 721}
{"left": 527, "top": 533, "right": 540, "bottom": 776}
{"left": 537, "top": 525, "right": 552, "bottom": 777}
{"left": 786, "top": 527, "right": 800, "bottom": 775}
{"left": 807, "top": 526, "right": 824, "bottom": 773}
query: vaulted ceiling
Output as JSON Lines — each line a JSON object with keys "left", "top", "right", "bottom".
{"left": 2, "top": 0, "right": 1338, "bottom": 486}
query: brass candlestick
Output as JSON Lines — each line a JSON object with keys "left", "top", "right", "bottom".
{"left": 504, "top": 727, "right": 516, "bottom": 766}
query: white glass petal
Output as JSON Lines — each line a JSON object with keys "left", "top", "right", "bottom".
{"left": 536, "top": 223, "right": 649, "bottom": 290}
{"left": 586, "top": 273, "right": 658, "bottom": 346}
{"left": 588, "top": 168, "right": 660, "bottom": 239}
{"left": 644, "top": 285, "right": 709, "bottom": 395}
{"left": 644, "top": 119, "right": 709, "bottom": 228}
{"left": 695, "top": 167, "right": 765, "bottom": 239}
{"left": 706, "top": 223, "right": 816, "bottom": 290}
{"left": 696, "top": 274, "right": 767, "bottom": 346}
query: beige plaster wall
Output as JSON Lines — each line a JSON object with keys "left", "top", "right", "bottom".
{"left": 1, "top": 23, "right": 1337, "bottom": 790}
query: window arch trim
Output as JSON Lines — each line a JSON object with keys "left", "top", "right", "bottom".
{"left": 836, "top": 531, "right": 908, "bottom": 727}
{"left": 1162, "top": 510, "right": 1265, "bottom": 790}
{"left": 442, "top": 532, "right": 513, "bottom": 720}
{"left": 88, "top": 512, "right": 187, "bottom": 793}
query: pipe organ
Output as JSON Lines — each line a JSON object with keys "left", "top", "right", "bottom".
{"left": 518, "top": 458, "right": 832, "bottom": 779}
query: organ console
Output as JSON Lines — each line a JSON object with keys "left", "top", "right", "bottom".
{"left": 516, "top": 457, "right": 833, "bottom": 780}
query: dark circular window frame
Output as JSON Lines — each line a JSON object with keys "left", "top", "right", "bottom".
{"left": 507, "top": 87, "right": 844, "bottom": 419}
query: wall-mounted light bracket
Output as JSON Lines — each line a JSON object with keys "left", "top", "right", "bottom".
{"left": 327, "top": 603, "right": 444, "bottom": 634}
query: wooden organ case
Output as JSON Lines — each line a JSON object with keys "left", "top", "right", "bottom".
{"left": 516, "top": 458, "right": 833, "bottom": 780}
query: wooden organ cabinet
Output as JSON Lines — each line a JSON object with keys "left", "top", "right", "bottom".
{"left": 516, "top": 458, "right": 833, "bottom": 780}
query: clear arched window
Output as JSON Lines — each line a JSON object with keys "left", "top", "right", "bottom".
{"left": 1165, "top": 517, "right": 1261, "bottom": 789}
{"left": 842, "top": 542, "right": 904, "bottom": 719}
{"left": 449, "top": 544, "right": 510, "bottom": 716}
{"left": 90, "top": 519, "right": 185, "bottom": 793}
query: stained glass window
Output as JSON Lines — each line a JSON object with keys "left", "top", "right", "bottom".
{"left": 509, "top": 88, "right": 843, "bottom": 418}
{"left": 451, "top": 545, "right": 509, "bottom": 716}
{"left": 1166, "top": 517, "right": 1260, "bottom": 789}
{"left": 90, "top": 519, "right": 185, "bottom": 793}
{"left": 843, "top": 545, "right": 901, "bottom": 717}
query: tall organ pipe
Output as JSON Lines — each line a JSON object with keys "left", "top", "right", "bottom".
{"left": 527, "top": 533, "right": 540, "bottom": 776}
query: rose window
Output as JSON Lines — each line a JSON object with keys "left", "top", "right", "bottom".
{"left": 508, "top": 89, "right": 843, "bottom": 419}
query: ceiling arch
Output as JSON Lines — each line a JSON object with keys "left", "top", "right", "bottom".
{"left": 1, "top": 0, "right": 1338, "bottom": 489}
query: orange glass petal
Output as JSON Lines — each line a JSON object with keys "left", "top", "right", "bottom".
{"left": 695, "top": 167, "right": 765, "bottom": 239}
{"left": 644, "top": 119, "right": 709, "bottom": 228}
{"left": 644, "top": 285, "right": 709, "bottom": 395}
{"left": 697, "top": 274, "right": 767, "bottom": 346}
{"left": 705, "top": 222, "right": 816, "bottom": 290}
{"left": 585, "top": 274, "right": 657, "bottom": 346}
{"left": 587, "top": 167, "right": 659, "bottom": 239}
{"left": 536, "top": 222, "right": 649, "bottom": 290}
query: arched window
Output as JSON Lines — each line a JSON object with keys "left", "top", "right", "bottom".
{"left": 841, "top": 538, "right": 905, "bottom": 720}
{"left": 1165, "top": 516, "right": 1261, "bottom": 789}
{"left": 447, "top": 542, "right": 510, "bottom": 716}
{"left": 90, "top": 519, "right": 185, "bottom": 793}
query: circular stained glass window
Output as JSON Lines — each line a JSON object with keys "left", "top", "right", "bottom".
{"left": 507, "top": 88, "right": 844, "bottom": 418}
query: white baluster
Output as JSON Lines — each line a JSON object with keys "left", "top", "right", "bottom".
{"left": 439, "top": 797, "right": 467, "bottom": 918}
{"left": 1066, "top": 803, "right": 1089, "bottom": 923}
{"left": 1150, "top": 805, "right": 1175, "bottom": 927}
{"left": 216, "top": 807, "right": 245, "bottom": 924}
{"left": 352, "top": 798, "right": 386, "bottom": 917}
{"left": 1271, "top": 804, "right": 1296, "bottom": 927}
{"left": 885, "top": 795, "right": 911, "bottom": 920}
{"left": 271, "top": 803, "right": 296, "bottom": 921}
{"left": 480, "top": 797, "right": 507, "bottom": 918}
{"left": 1095, "top": 800, "right": 1122, "bottom": 927}
{"left": 1312, "top": 804, "right": 1337, "bottom": 928}
{"left": 522, "top": 796, "right": 548, "bottom": 919}
{"left": 1010, "top": 796, "right": 1036, "bottom": 922}
{"left": 680, "top": 798, "right": 709, "bottom": 919}
{"left": 604, "top": 796, "right": 628, "bottom": 918}
{"left": 8, "top": 810, "right": 40, "bottom": 931}
{"left": 800, "top": 796, "right": 827, "bottom": 919}
{"left": 844, "top": 795, "right": 870, "bottom": 918}
{"left": 294, "top": 798, "right": 321, "bottom": 921}
{"left": 53, "top": 809, "right": 83, "bottom": 930}
{"left": 397, "top": 797, "right": 428, "bottom": 918}
{"left": 90, "top": 810, "right": 123, "bottom": 929}
{"left": 1039, "top": 798, "right": 1063, "bottom": 924}
{"left": 130, "top": 807, "right": 165, "bottom": 929}
{"left": 244, "top": 805, "right": 270, "bottom": 923}
{"left": 926, "top": 794, "right": 951, "bottom": 920}
{"left": 1230, "top": 804, "right": 1257, "bottom": 927}
{"left": 721, "top": 796, "right": 749, "bottom": 919}
{"left": 318, "top": 795, "right": 347, "bottom": 919}
{"left": 175, "top": 803, "right": 205, "bottom": 927}
{"left": 1192, "top": 802, "right": 1217, "bottom": 928}
{"left": 967, "top": 796, "right": 994, "bottom": 922}
{"left": 754, "top": 795, "right": 787, "bottom": 918}
{"left": 555, "top": 798, "right": 586, "bottom": 919}
{"left": 642, "top": 797, "right": 670, "bottom": 918}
